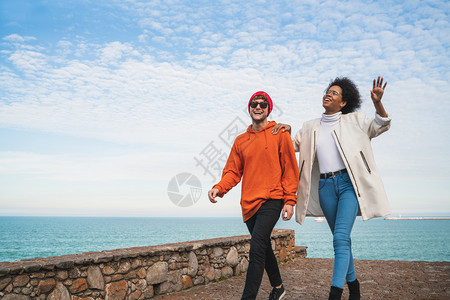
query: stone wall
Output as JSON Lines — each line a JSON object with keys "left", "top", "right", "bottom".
{"left": 0, "top": 229, "right": 301, "bottom": 299}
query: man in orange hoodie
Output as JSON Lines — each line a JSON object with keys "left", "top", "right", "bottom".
{"left": 208, "top": 91, "right": 299, "bottom": 300}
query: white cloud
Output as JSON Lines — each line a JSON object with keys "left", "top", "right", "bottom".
{"left": 7, "top": 50, "right": 48, "bottom": 73}
{"left": 99, "top": 41, "right": 138, "bottom": 64}
{"left": 3, "top": 34, "right": 36, "bottom": 43}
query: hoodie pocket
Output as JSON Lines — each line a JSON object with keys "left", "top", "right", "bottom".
{"left": 360, "top": 151, "right": 371, "bottom": 174}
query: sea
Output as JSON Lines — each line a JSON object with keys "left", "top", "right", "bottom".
{"left": 0, "top": 216, "right": 449, "bottom": 263}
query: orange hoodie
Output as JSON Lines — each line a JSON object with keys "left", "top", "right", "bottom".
{"left": 213, "top": 121, "right": 299, "bottom": 222}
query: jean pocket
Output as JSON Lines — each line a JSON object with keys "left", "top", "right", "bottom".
{"left": 340, "top": 173, "right": 352, "bottom": 183}
{"left": 318, "top": 179, "right": 328, "bottom": 190}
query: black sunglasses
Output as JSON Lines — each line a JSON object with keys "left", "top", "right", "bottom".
{"left": 250, "top": 101, "right": 268, "bottom": 109}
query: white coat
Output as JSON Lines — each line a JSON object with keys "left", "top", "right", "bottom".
{"left": 293, "top": 112, "right": 391, "bottom": 224}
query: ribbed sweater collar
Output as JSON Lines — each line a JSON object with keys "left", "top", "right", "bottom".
{"left": 321, "top": 111, "right": 342, "bottom": 125}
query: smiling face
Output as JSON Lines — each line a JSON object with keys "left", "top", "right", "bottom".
{"left": 322, "top": 85, "right": 346, "bottom": 115}
{"left": 249, "top": 98, "right": 269, "bottom": 124}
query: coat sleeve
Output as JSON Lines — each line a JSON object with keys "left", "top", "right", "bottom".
{"left": 212, "top": 141, "right": 243, "bottom": 197}
{"left": 293, "top": 128, "right": 302, "bottom": 152}
{"left": 280, "top": 131, "right": 299, "bottom": 205}
{"left": 358, "top": 112, "right": 391, "bottom": 139}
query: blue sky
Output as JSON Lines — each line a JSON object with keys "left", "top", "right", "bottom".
{"left": 0, "top": 0, "right": 449, "bottom": 217}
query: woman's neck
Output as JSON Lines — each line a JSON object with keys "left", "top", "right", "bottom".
{"left": 321, "top": 111, "right": 342, "bottom": 122}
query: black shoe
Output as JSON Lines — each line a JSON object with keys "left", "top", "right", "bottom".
{"left": 269, "top": 284, "right": 286, "bottom": 300}
{"left": 347, "top": 279, "right": 360, "bottom": 300}
{"left": 328, "top": 286, "right": 343, "bottom": 300}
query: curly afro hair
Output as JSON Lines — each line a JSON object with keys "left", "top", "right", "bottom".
{"left": 326, "top": 77, "right": 362, "bottom": 114}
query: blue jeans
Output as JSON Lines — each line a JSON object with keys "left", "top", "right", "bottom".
{"left": 241, "top": 199, "right": 283, "bottom": 300}
{"left": 319, "top": 172, "right": 359, "bottom": 289}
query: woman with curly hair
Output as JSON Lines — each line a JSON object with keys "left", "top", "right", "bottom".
{"left": 274, "top": 76, "right": 391, "bottom": 299}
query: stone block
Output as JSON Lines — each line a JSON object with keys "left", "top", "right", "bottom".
{"left": 124, "top": 270, "right": 137, "bottom": 280}
{"left": 37, "top": 278, "right": 56, "bottom": 293}
{"left": 212, "top": 247, "right": 223, "bottom": 257}
{"left": 105, "top": 280, "right": 127, "bottom": 300}
{"left": 23, "top": 263, "right": 41, "bottom": 273}
{"left": 154, "top": 281, "right": 171, "bottom": 295}
{"left": 143, "top": 285, "right": 154, "bottom": 298}
{"left": 279, "top": 247, "right": 287, "bottom": 262}
{"left": 129, "top": 290, "right": 141, "bottom": 300}
{"left": 111, "top": 274, "right": 124, "bottom": 281}
{"left": 233, "top": 264, "right": 241, "bottom": 276}
{"left": 55, "top": 270, "right": 68, "bottom": 280}
{"left": 288, "top": 239, "right": 293, "bottom": 251}
{"left": 87, "top": 265, "right": 104, "bottom": 290}
{"left": 222, "top": 266, "right": 233, "bottom": 278}
{"left": 135, "top": 279, "right": 147, "bottom": 291}
{"left": 69, "top": 267, "right": 81, "bottom": 278}
{"left": 226, "top": 246, "right": 239, "bottom": 267}
{"left": 13, "top": 275, "right": 29, "bottom": 287}
{"left": 295, "top": 246, "right": 307, "bottom": 258}
{"left": 21, "top": 287, "right": 32, "bottom": 294}
{"left": 193, "top": 276, "right": 204, "bottom": 285}
{"left": 205, "top": 267, "right": 215, "bottom": 282}
{"left": 30, "top": 273, "right": 45, "bottom": 279}
{"left": 187, "top": 252, "right": 198, "bottom": 277}
{"left": 146, "top": 262, "right": 168, "bottom": 285}
{"left": 0, "top": 277, "right": 11, "bottom": 291}
{"left": 131, "top": 259, "right": 142, "bottom": 269}
{"left": 180, "top": 275, "right": 193, "bottom": 289}
{"left": 102, "top": 266, "right": 115, "bottom": 275}
{"left": 47, "top": 282, "right": 70, "bottom": 300}
{"left": 136, "top": 267, "right": 146, "bottom": 279}
{"left": 117, "top": 261, "right": 131, "bottom": 274}
{"left": 70, "top": 278, "right": 88, "bottom": 294}
{"left": 239, "top": 257, "right": 249, "bottom": 273}
{"left": 2, "top": 294, "right": 30, "bottom": 300}
{"left": 169, "top": 253, "right": 181, "bottom": 263}
{"left": 0, "top": 266, "right": 10, "bottom": 277}
{"left": 52, "top": 258, "right": 74, "bottom": 270}
{"left": 5, "top": 283, "right": 13, "bottom": 293}
{"left": 214, "top": 268, "right": 222, "bottom": 280}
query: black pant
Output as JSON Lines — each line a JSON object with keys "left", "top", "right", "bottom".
{"left": 241, "top": 199, "right": 283, "bottom": 300}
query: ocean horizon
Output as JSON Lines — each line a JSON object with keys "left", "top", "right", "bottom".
{"left": 0, "top": 216, "right": 449, "bottom": 263}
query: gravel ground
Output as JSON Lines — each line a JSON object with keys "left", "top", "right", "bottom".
{"left": 154, "top": 258, "right": 450, "bottom": 299}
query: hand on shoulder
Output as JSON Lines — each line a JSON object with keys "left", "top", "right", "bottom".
{"left": 272, "top": 123, "right": 291, "bottom": 135}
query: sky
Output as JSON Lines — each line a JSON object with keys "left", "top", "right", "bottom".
{"left": 0, "top": 0, "right": 449, "bottom": 218}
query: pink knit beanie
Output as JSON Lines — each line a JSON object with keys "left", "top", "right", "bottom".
{"left": 248, "top": 91, "right": 273, "bottom": 116}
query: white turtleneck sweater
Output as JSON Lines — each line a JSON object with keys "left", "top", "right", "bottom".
{"left": 317, "top": 111, "right": 391, "bottom": 174}
{"left": 317, "top": 112, "right": 346, "bottom": 174}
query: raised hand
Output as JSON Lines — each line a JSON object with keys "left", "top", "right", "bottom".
{"left": 371, "top": 76, "right": 387, "bottom": 104}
